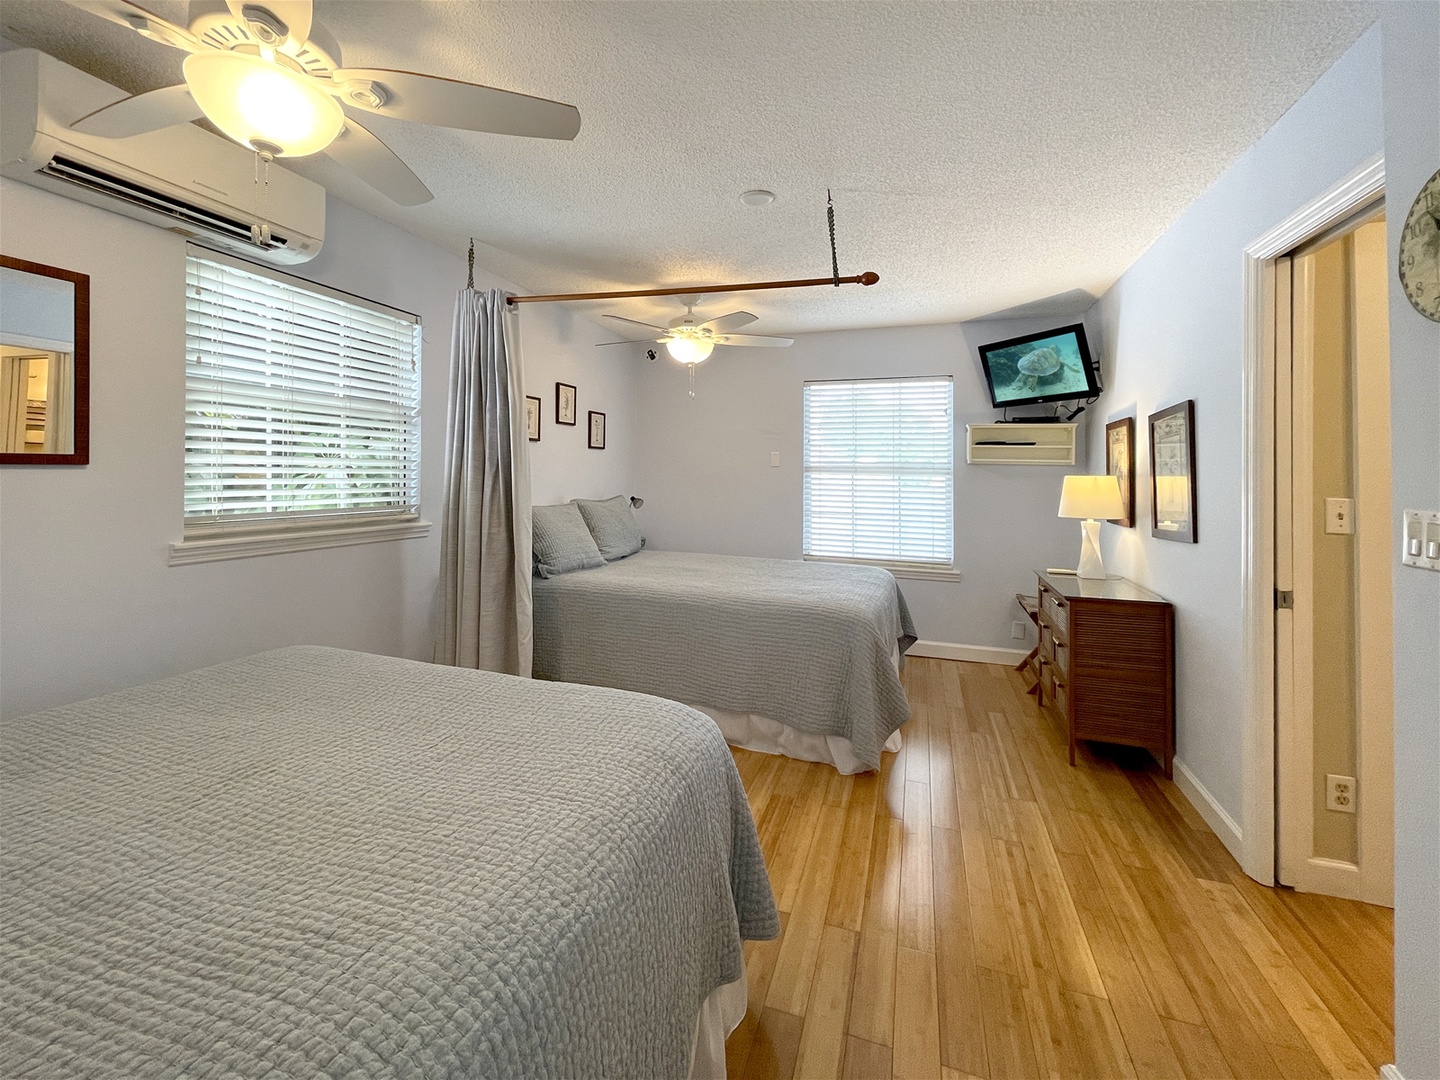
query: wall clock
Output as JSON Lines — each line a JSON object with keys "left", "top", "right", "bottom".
{"left": 1399, "top": 168, "right": 1440, "bottom": 322}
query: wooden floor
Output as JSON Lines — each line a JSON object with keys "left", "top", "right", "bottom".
{"left": 724, "top": 657, "right": 1393, "bottom": 1080}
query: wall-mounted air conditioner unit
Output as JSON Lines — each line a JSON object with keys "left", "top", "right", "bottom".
{"left": 0, "top": 49, "right": 324, "bottom": 264}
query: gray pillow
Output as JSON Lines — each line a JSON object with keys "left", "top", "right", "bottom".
{"left": 532, "top": 503, "right": 605, "bottom": 577}
{"left": 573, "top": 495, "right": 643, "bottom": 562}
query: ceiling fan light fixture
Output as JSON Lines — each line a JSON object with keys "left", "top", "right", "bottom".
{"left": 665, "top": 336, "right": 714, "bottom": 364}
{"left": 183, "top": 51, "right": 344, "bottom": 157}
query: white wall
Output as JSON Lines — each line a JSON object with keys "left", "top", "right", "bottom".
{"left": 1379, "top": 4, "right": 1440, "bottom": 1075}
{"left": 0, "top": 182, "right": 634, "bottom": 720}
{"left": 633, "top": 317, "right": 1095, "bottom": 648}
{"left": 1087, "top": 26, "right": 1384, "bottom": 831}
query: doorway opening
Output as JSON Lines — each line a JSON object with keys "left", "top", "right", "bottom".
{"left": 1274, "top": 206, "right": 1393, "bottom": 905}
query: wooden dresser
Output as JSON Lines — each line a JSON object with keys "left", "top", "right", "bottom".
{"left": 1034, "top": 571, "right": 1176, "bottom": 777}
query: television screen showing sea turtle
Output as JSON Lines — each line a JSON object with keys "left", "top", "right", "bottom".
{"left": 976, "top": 324, "right": 1099, "bottom": 407}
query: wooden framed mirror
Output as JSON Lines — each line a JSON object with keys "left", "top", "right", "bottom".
{"left": 1, "top": 255, "right": 90, "bottom": 466}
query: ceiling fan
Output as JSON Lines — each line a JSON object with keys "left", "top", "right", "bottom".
{"left": 63, "top": 0, "right": 581, "bottom": 205}
{"left": 601, "top": 302, "right": 794, "bottom": 364}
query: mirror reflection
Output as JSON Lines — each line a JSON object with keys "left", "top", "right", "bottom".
{"left": 0, "top": 257, "right": 89, "bottom": 465}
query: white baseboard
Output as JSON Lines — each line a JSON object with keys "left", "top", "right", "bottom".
{"left": 908, "top": 640, "right": 1030, "bottom": 666}
{"left": 1172, "top": 757, "right": 1246, "bottom": 865}
{"left": 1379, "top": 1065, "right": 1405, "bottom": 1080}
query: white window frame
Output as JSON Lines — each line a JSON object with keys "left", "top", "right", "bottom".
{"left": 802, "top": 375, "right": 956, "bottom": 579}
{"left": 170, "top": 248, "right": 428, "bottom": 566}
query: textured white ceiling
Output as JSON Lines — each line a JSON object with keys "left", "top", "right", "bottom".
{"left": 2, "top": 1, "right": 1378, "bottom": 335}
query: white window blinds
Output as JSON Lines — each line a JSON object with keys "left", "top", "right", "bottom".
{"left": 803, "top": 376, "right": 954, "bottom": 565}
{"left": 184, "top": 251, "right": 421, "bottom": 533}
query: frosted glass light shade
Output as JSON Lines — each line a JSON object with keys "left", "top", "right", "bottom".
{"left": 183, "top": 51, "right": 344, "bottom": 157}
{"left": 665, "top": 336, "right": 714, "bottom": 364}
{"left": 1058, "top": 474, "right": 1124, "bottom": 521}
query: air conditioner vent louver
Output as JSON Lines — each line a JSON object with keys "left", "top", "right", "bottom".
{"left": 39, "top": 156, "right": 288, "bottom": 250}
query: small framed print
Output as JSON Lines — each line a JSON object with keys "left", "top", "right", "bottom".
{"left": 1148, "top": 399, "right": 1197, "bottom": 543}
{"left": 524, "top": 395, "right": 541, "bottom": 442}
{"left": 1105, "top": 416, "right": 1135, "bottom": 528}
{"left": 587, "top": 410, "right": 606, "bottom": 450}
{"left": 556, "top": 382, "right": 577, "bottom": 426}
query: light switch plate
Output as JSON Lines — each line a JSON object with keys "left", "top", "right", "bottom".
{"left": 1402, "top": 509, "right": 1440, "bottom": 571}
{"left": 769, "top": 451, "right": 780, "bottom": 467}
{"left": 1325, "top": 497, "right": 1355, "bottom": 535}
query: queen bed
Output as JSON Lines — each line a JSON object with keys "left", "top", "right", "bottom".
{"left": 532, "top": 546, "right": 917, "bottom": 774}
{"left": 0, "top": 646, "right": 777, "bottom": 1079}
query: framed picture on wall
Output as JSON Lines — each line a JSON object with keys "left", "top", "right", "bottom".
{"left": 556, "top": 382, "right": 577, "bottom": 426}
{"left": 525, "top": 395, "right": 541, "bottom": 442}
{"left": 588, "top": 410, "right": 606, "bottom": 450}
{"left": 1148, "top": 399, "right": 1197, "bottom": 543}
{"left": 1105, "top": 416, "right": 1135, "bottom": 528}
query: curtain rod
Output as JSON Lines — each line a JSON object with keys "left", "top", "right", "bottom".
{"left": 505, "top": 272, "right": 880, "bottom": 306}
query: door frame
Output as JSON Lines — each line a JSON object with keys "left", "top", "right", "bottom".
{"left": 1238, "top": 155, "right": 1384, "bottom": 886}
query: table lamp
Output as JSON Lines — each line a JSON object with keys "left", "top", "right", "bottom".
{"left": 1058, "top": 474, "right": 1124, "bottom": 579}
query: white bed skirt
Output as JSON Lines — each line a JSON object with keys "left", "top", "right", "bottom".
{"left": 697, "top": 704, "right": 903, "bottom": 775}
{"left": 691, "top": 646, "right": 904, "bottom": 775}
{"left": 687, "top": 970, "right": 748, "bottom": 1079}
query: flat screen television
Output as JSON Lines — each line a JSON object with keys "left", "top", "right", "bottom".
{"left": 977, "top": 323, "right": 1100, "bottom": 410}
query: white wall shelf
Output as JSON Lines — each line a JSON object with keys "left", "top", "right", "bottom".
{"left": 966, "top": 422, "right": 1078, "bottom": 465}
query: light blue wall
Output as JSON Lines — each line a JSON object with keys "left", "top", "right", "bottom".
{"left": 633, "top": 314, "right": 1099, "bottom": 649}
{"left": 0, "top": 183, "right": 634, "bottom": 719}
{"left": 1088, "top": 26, "right": 1384, "bottom": 833}
{"left": 1379, "top": 4, "right": 1440, "bottom": 1074}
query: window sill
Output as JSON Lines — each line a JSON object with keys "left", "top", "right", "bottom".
{"left": 802, "top": 556, "right": 963, "bottom": 583}
{"left": 169, "top": 518, "right": 432, "bottom": 566}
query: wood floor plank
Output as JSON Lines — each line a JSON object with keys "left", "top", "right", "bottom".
{"left": 726, "top": 657, "right": 1392, "bottom": 1080}
{"left": 1201, "top": 879, "right": 1372, "bottom": 1078}
{"left": 1162, "top": 1018, "right": 1236, "bottom": 1080}
{"left": 1013, "top": 799, "right": 1106, "bottom": 997}
{"left": 977, "top": 966, "right": 1041, "bottom": 1080}
{"left": 793, "top": 925, "right": 857, "bottom": 1080}
{"left": 842, "top": 1036, "right": 892, "bottom": 1080}
{"left": 827, "top": 772, "right": 881, "bottom": 932}
{"left": 848, "top": 929, "right": 898, "bottom": 1048}
{"left": 898, "top": 780, "right": 935, "bottom": 954}
{"left": 741, "top": 1007, "right": 805, "bottom": 1080}
{"left": 892, "top": 946, "right": 942, "bottom": 1080}
{"left": 931, "top": 827, "right": 988, "bottom": 1078}
{"left": 1126, "top": 864, "right": 1286, "bottom": 1079}
{"left": 729, "top": 912, "right": 791, "bottom": 1075}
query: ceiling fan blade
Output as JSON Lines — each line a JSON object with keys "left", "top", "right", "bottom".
{"left": 714, "top": 334, "right": 795, "bottom": 348}
{"left": 699, "top": 311, "right": 759, "bottom": 334}
{"left": 595, "top": 339, "right": 660, "bottom": 347}
{"left": 225, "top": 0, "right": 313, "bottom": 53}
{"left": 332, "top": 67, "right": 581, "bottom": 141}
{"left": 67, "top": 0, "right": 203, "bottom": 51}
{"left": 70, "top": 83, "right": 201, "bottom": 137}
{"left": 603, "top": 315, "right": 670, "bottom": 334}
{"left": 323, "top": 116, "right": 433, "bottom": 206}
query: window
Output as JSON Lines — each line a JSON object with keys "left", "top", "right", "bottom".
{"left": 803, "top": 376, "right": 953, "bottom": 568}
{"left": 179, "top": 250, "right": 422, "bottom": 558}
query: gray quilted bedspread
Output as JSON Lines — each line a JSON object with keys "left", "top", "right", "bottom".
{"left": 532, "top": 551, "right": 917, "bottom": 770}
{"left": 0, "top": 646, "right": 778, "bottom": 1079}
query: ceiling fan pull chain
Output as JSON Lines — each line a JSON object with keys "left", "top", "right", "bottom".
{"left": 467, "top": 238, "right": 475, "bottom": 290}
{"left": 827, "top": 189, "right": 840, "bottom": 287}
{"left": 689, "top": 363, "right": 696, "bottom": 400}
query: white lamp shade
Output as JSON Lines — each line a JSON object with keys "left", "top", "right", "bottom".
{"left": 183, "top": 51, "right": 345, "bottom": 158}
{"left": 665, "top": 336, "right": 714, "bottom": 364}
{"left": 1058, "top": 474, "right": 1124, "bottom": 520}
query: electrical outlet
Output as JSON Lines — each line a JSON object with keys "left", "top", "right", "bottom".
{"left": 1326, "top": 774, "right": 1357, "bottom": 813}
{"left": 1011, "top": 620, "right": 1026, "bottom": 640}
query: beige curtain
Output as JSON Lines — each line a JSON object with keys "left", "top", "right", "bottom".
{"left": 433, "top": 288, "right": 533, "bottom": 675}
{"left": 43, "top": 352, "right": 72, "bottom": 455}
{"left": 1, "top": 356, "right": 26, "bottom": 452}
